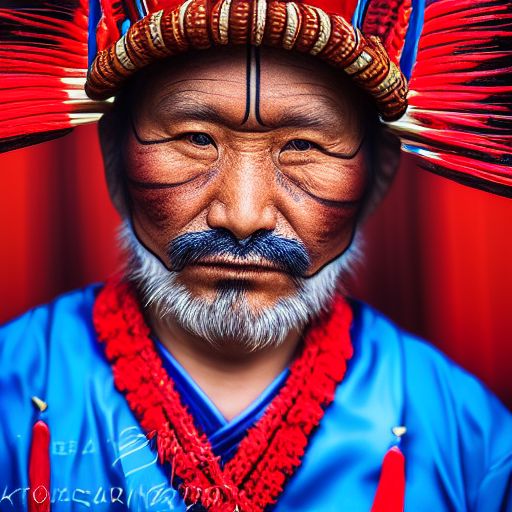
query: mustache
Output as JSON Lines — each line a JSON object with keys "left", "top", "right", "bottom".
{"left": 167, "top": 229, "right": 311, "bottom": 276}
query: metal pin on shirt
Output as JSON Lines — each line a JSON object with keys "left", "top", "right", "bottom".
{"left": 31, "top": 396, "right": 48, "bottom": 412}
{"left": 392, "top": 425, "right": 407, "bottom": 438}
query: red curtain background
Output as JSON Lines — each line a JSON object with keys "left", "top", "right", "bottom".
{"left": 1, "top": 125, "right": 511, "bottom": 409}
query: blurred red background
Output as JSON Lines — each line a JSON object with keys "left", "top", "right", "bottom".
{"left": 1, "top": 124, "right": 511, "bottom": 409}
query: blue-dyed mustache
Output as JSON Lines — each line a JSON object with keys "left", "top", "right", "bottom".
{"left": 167, "top": 229, "right": 311, "bottom": 276}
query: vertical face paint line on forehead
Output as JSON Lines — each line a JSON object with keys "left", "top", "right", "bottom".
{"left": 254, "top": 46, "right": 265, "bottom": 127}
{"left": 242, "top": 45, "right": 252, "bottom": 125}
{"left": 241, "top": 45, "right": 266, "bottom": 127}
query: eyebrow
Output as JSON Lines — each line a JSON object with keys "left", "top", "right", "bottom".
{"left": 160, "top": 100, "right": 227, "bottom": 124}
{"left": 274, "top": 109, "right": 335, "bottom": 129}
{"left": 148, "top": 91, "right": 343, "bottom": 130}
{"left": 273, "top": 94, "right": 351, "bottom": 129}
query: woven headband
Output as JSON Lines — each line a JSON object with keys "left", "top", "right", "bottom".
{"left": 85, "top": 0, "right": 408, "bottom": 121}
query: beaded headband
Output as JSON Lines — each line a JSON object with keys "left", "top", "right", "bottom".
{"left": 1, "top": 0, "right": 511, "bottom": 196}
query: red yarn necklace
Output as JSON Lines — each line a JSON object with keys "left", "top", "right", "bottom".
{"left": 93, "top": 278, "right": 353, "bottom": 511}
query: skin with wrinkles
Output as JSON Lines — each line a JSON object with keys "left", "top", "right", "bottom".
{"left": 122, "top": 45, "right": 370, "bottom": 313}
{"left": 100, "top": 45, "right": 375, "bottom": 419}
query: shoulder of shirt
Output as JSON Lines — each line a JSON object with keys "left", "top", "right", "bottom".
{"left": 351, "top": 299, "right": 512, "bottom": 481}
{"left": 1, "top": 282, "right": 101, "bottom": 327}
{"left": 351, "top": 299, "right": 511, "bottom": 414}
{"left": 0, "top": 283, "right": 103, "bottom": 364}
{"left": 351, "top": 298, "right": 494, "bottom": 384}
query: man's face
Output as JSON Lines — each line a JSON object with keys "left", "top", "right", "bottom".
{"left": 122, "top": 45, "right": 369, "bottom": 315}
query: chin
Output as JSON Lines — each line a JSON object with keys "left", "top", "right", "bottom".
{"left": 118, "top": 220, "right": 363, "bottom": 351}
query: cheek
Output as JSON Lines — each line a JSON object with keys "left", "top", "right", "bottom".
{"left": 301, "top": 205, "right": 359, "bottom": 273}
{"left": 129, "top": 188, "right": 201, "bottom": 231}
{"left": 278, "top": 157, "right": 367, "bottom": 273}
{"left": 124, "top": 139, "right": 166, "bottom": 182}
{"left": 128, "top": 188, "right": 194, "bottom": 264}
{"left": 124, "top": 143, "right": 213, "bottom": 259}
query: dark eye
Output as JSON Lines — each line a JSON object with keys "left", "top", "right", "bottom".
{"left": 283, "top": 139, "right": 314, "bottom": 152}
{"left": 188, "top": 133, "right": 214, "bottom": 147}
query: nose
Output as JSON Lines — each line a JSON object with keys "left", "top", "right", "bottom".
{"left": 207, "top": 152, "right": 277, "bottom": 240}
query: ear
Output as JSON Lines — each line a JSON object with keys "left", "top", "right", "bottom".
{"left": 98, "top": 106, "right": 130, "bottom": 218}
{"left": 373, "top": 124, "right": 402, "bottom": 201}
{"left": 359, "top": 122, "right": 402, "bottom": 222}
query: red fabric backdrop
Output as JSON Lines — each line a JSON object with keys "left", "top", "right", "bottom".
{"left": 1, "top": 125, "right": 511, "bottom": 409}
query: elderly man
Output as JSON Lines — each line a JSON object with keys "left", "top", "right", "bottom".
{"left": 0, "top": 0, "right": 511, "bottom": 511}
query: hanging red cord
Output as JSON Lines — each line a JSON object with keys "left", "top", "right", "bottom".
{"left": 371, "top": 444, "right": 406, "bottom": 512}
{"left": 29, "top": 398, "right": 51, "bottom": 512}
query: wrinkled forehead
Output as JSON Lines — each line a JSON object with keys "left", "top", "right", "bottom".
{"left": 129, "top": 46, "right": 369, "bottom": 131}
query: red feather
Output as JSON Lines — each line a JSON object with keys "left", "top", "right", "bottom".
{"left": 362, "top": 0, "right": 412, "bottom": 63}
{"left": 0, "top": 1, "right": 107, "bottom": 152}
{"left": 389, "top": 0, "right": 512, "bottom": 196}
{"left": 96, "top": 0, "right": 127, "bottom": 51}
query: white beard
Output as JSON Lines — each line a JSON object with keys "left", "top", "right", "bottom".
{"left": 119, "top": 220, "right": 362, "bottom": 351}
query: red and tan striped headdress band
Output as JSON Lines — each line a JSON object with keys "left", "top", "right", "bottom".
{"left": 85, "top": 0, "right": 408, "bottom": 121}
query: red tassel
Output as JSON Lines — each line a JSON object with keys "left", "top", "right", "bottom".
{"left": 371, "top": 446, "right": 405, "bottom": 512}
{"left": 29, "top": 420, "right": 51, "bottom": 512}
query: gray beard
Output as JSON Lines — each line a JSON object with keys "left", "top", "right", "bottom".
{"left": 119, "top": 220, "right": 362, "bottom": 351}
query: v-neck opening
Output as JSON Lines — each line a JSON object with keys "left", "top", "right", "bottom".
{"left": 156, "top": 339, "right": 290, "bottom": 462}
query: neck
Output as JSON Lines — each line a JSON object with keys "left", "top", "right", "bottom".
{"left": 149, "top": 309, "right": 302, "bottom": 421}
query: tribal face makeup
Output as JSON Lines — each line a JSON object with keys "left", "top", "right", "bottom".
{"left": 119, "top": 45, "right": 371, "bottom": 316}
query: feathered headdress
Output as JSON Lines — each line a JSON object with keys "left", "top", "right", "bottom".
{"left": 1, "top": 0, "right": 511, "bottom": 196}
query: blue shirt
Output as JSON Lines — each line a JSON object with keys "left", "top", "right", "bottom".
{"left": 0, "top": 284, "right": 510, "bottom": 511}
